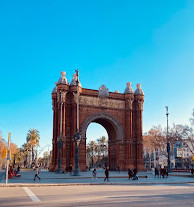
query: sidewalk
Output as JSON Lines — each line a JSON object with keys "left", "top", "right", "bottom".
{"left": 0, "top": 169, "right": 193, "bottom": 187}
{"left": 0, "top": 171, "right": 4, "bottom": 182}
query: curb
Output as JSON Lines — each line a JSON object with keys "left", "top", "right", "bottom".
{"left": 170, "top": 174, "right": 194, "bottom": 178}
{"left": 1, "top": 182, "right": 194, "bottom": 188}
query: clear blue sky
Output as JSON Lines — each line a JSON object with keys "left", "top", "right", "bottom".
{"left": 0, "top": 0, "right": 194, "bottom": 151}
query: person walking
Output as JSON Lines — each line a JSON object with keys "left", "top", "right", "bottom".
{"left": 33, "top": 166, "right": 41, "bottom": 181}
{"left": 92, "top": 168, "right": 97, "bottom": 179}
{"left": 69, "top": 165, "right": 72, "bottom": 175}
{"left": 17, "top": 165, "right": 20, "bottom": 172}
{"left": 104, "top": 167, "right": 109, "bottom": 181}
{"left": 128, "top": 168, "right": 133, "bottom": 179}
{"left": 155, "top": 167, "right": 159, "bottom": 178}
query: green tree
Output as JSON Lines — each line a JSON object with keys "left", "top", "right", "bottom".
{"left": 0, "top": 131, "right": 6, "bottom": 170}
{"left": 97, "top": 136, "right": 108, "bottom": 167}
{"left": 26, "top": 129, "right": 40, "bottom": 164}
{"left": 88, "top": 141, "right": 98, "bottom": 167}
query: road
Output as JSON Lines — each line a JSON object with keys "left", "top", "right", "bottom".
{"left": 0, "top": 184, "right": 194, "bottom": 207}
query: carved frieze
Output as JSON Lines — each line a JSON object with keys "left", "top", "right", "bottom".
{"left": 80, "top": 96, "right": 125, "bottom": 109}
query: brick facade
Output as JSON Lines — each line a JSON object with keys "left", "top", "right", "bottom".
{"left": 50, "top": 79, "right": 144, "bottom": 172}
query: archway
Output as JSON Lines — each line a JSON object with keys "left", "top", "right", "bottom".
{"left": 81, "top": 112, "right": 124, "bottom": 170}
{"left": 86, "top": 123, "right": 108, "bottom": 169}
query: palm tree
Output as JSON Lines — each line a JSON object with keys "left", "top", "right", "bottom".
{"left": 97, "top": 136, "right": 108, "bottom": 167}
{"left": 26, "top": 129, "right": 40, "bottom": 164}
{"left": 88, "top": 141, "right": 97, "bottom": 167}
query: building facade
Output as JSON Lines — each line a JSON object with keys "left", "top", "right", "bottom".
{"left": 49, "top": 72, "right": 145, "bottom": 171}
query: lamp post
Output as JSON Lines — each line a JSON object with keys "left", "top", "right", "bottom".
{"left": 73, "top": 69, "right": 81, "bottom": 176}
{"left": 165, "top": 106, "right": 171, "bottom": 173}
{"left": 57, "top": 90, "right": 64, "bottom": 173}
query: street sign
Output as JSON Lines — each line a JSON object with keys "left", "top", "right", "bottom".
{"left": 2, "top": 149, "right": 7, "bottom": 159}
{"left": 177, "top": 148, "right": 183, "bottom": 157}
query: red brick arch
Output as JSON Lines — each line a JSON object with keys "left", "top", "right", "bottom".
{"left": 81, "top": 112, "right": 124, "bottom": 140}
{"left": 50, "top": 78, "right": 145, "bottom": 172}
{"left": 80, "top": 112, "right": 125, "bottom": 170}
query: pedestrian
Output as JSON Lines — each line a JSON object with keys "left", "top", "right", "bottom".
{"left": 155, "top": 167, "right": 159, "bottom": 178}
{"left": 65, "top": 166, "right": 69, "bottom": 174}
{"left": 69, "top": 165, "right": 72, "bottom": 175}
{"left": 191, "top": 169, "right": 194, "bottom": 175}
{"left": 17, "top": 165, "right": 20, "bottom": 172}
{"left": 9, "top": 164, "right": 13, "bottom": 173}
{"left": 165, "top": 167, "right": 168, "bottom": 178}
{"left": 118, "top": 166, "right": 120, "bottom": 173}
{"left": 161, "top": 168, "right": 165, "bottom": 178}
{"left": 104, "top": 167, "right": 109, "bottom": 181}
{"left": 132, "top": 168, "right": 138, "bottom": 180}
{"left": 33, "top": 166, "right": 41, "bottom": 181}
{"left": 92, "top": 168, "right": 97, "bottom": 179}
{"left": 133, "top": 168, "right": 137, "bottom": 176}
{"left": 128, "top": 168, "right": 133, "bottom": 179}
{"left": 159, "top": 167, "right": 163, "bottom": 178}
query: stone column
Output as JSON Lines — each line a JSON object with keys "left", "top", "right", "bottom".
{"left": 136, "top": 98, "right": 145, "bottom": 171}
{"left": 132, "top": 101, "right": 138, "bottom": 169}
{"left": 50, "top": 92, "right": 58, "bottom": 171}
{"left": 125, "top": 94, "right": 134, "bottom": 169}
{"left": 61, "top": 91, "right": 67, "bottom": 170}
{"left": 54, "top": 86, "right": 68, "bottom": 172}
{"left": 71, "top": 91, "right": 77, "bottom": 169}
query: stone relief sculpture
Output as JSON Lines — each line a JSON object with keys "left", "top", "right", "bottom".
{"left": 98, "top": 84, "right": 109, "bottom": 98}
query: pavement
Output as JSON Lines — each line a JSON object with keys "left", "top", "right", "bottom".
{"left": 0, "top": 184, "right": 194, "bottom": 206}
{"left": 0, "top": 169, "right": 193, "bottom": 187}
{"left": 0, "top": 170, "right": 194, "bottom": 206}
{"left": 0, "top": 171, "right": 4, "bottom": 181}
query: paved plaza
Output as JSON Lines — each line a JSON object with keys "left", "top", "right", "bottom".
{"left": 0, "top": 169, "right": 193, "bottom": 186}
{"left": 0, "top": 170, "right": 193, "bottom": 206}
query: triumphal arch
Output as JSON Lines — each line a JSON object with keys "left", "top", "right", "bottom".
{"left": 49, "top": 71, "right": 145, "bottom": 171}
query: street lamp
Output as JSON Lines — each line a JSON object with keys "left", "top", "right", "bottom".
{"left": 73, "top": 69, "right": 81, "bottom": 176}
{"left": 165, "top": 106, "right": 171, "bottom": 173}
{"left": 57, "top": 90, "right": 64, "bottom": 173}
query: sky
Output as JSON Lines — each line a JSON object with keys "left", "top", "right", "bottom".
{"left": 0, "top": 0, "right": 194, "bottom": 152}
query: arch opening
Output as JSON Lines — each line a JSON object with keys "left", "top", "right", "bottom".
{"left": 86, "top": 123, "right": 108, "bottom": 169}
{"left": 81, "top": 112, "right": 124, "bottom": 170}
